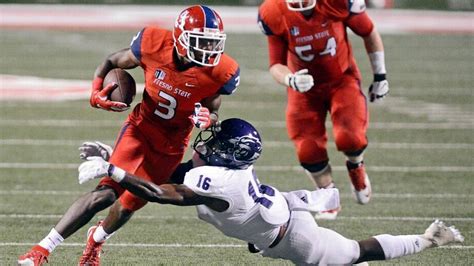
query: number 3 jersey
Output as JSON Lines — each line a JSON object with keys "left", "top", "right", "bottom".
{"left": 258, "top": 0, "right": 373, "bottom": 85}
{"left": 183, "top": 165, "right": 290, "bottom": 249}
{"left": 128, "top": 26, "right": 240, "bottom": 154}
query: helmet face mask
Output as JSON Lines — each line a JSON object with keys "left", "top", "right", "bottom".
{"left": 173, "top": 5, "right": 226, "bottom": 67}
{"left": 286, "top": 0, "right": 316, "bottom": 11}
{"left": 193, "top": 119, "right": 262, "bottom": 169}
{"left": 178, "top": 30, "right": 226, "bottom": 66}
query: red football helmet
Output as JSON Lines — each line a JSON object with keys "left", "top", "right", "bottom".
{"left": 286, "top": 0, "right": 317, "bottom": 11}
{"left": 173, "top": 5, "right": 226, "bottom": 67}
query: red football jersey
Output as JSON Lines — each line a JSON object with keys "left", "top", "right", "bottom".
{"left": 129, "top": 26, "right": 240, "bottom": 153}
{"left": 258, "top": 0, "right": 373, "bottom": 84}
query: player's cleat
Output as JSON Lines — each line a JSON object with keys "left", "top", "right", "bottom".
{"left": 314, "top": 206, "right": 341, "bottom": 220}
{"left": 78, "top": 221, "right": 105, "bottom": 266}
{"left": 422, "top": 219, "right": 464, "bottom": 247}
{"left": 17, "top": 245, "right": 49, "bottom": 266}
{"left": 347, "top": 161, "right": 371, "bottom": 205}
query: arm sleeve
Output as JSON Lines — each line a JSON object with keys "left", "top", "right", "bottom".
{"left": 345, "top": 12, "right": 374, "bottom": 37}
{"left": 268, "top": 35, "right": 288, "bottom": 67}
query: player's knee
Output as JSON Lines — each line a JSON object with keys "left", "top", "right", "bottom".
{"left": 334, "top": 130, "right": 367, "bottom": 152}
{"left": 296, "top": 139, "right": 328, "bottom": 164}
{"left": 301, "top": 160, "right": 329, "bottom": 173}
{"left": 119, "top": 195, "right": 148, "bottom": 212}
{"left": 87, "top": 187, "right": 117, "bottom": 212}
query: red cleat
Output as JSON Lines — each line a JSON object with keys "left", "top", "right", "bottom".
{"left": 78, "top": 221, "right": 104, "bottom": 266}
{"left": 18, "top": 245, "right": 49, "bottom": 266}
{"left": 347, "top": 161, "right": 372, "bottom": 205}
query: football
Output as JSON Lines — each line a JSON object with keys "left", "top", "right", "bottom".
{"left": 104, "top": 68, "right": 136, "bottom": 106}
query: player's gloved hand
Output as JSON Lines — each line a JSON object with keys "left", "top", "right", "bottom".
{"left": 368, "top": 74, "right": 389, "bottom": 103}
{"left": 78, "top": 156, "right": 126, "bottom": 184}
{"left": 78, "top": 156, "right": 110, "bottom": 184}
{"left": 191, "top": 103, "right": 212, "bottom": 130}
{"left": 90, "top": 77, "right": 129, "bottom": 112}
{"left": 284, "top": 69, "right": 314, "bottom": 93}
{"left": 79, "top": 141, "right": 113, "bottom": 161}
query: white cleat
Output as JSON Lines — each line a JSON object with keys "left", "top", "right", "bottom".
{"left": 350, "top": 174, "right": 371, "bottom": 205}
{"left": 422, "top": 219, "right": 464, "bottom": 247}
{"left": 347, "top": 161, "right": 371, "bottom": 205}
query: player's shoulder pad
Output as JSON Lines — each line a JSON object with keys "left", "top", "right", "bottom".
{"left": 183, "top": 166, "right": 228, "bottom": 197}
{"left": 258, "top": 0, "right": 284, "bottom": 36}
{"left": 348, "top": 0, "right": 366, "bottom": 14}
{"left": 131, "top": 26, "right": 169, "bottom": 61}
{"left": 214, "top": 54, "right": 240, "bottom": 95}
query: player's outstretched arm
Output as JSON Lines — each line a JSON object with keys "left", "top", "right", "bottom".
{"left": 77, "top": 157, "right": 211, "bottom": 206}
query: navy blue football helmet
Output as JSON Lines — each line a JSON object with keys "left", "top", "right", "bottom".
{"left": 193, "top": 118, "right": 262, "bottom": 169}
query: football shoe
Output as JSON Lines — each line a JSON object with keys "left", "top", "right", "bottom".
{"left": 314, "top": 206, "right": 341, "bottom": 220}
{"left": 422, "top": 219, "right": 464, "bottom": 247}
{"left": 347, "top": 161, "right": 371, "bottom": 205}
{"left": 18, "top": 245, "right": 49, "bottom": 266}
{"left": 78, "top": 221, "right": 104, "bottom": 266}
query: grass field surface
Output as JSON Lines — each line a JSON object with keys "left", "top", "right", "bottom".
{"left": 0, "top": 26, "right": 473, "bottom": 265}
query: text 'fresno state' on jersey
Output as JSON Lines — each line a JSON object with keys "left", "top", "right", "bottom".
{"left": 130, "top": 26, "right": 240, "bottom": 129}
{"left": 258, "top": 0, "right": 373, "bottom": 83}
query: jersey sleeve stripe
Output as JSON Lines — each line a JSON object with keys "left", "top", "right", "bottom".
{"left": 130, "top": 28, "right": 145, "bottom": 61}
{"left": 218, "top": 67, "right": 240, "bottom": 95}
{"left": 257, "top": 13, "right": 274, "bottom": 36}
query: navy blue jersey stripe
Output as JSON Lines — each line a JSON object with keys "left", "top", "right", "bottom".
{"left": 257, "top": 13, "right": 273, "bottom": 35}
{"left": 219, "top": 67, "right": 240, "bottom": 95}
{"left": 130, "top": 28, "right": 144, "bottom": 61}
{"left": 201, "top": 5, "right": 218, "bottom": 29}
{"left": 114, "top": 122, "right": 131, "bottom": 148}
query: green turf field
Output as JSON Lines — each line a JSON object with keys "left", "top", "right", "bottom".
{"left": 0, "top": 29, "right": 473, "bottom": 265}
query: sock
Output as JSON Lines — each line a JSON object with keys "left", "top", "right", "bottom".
{"left": 304, "top": 164, "right": 334, "bottom": 189}
{"left": 93, "top": 225, "right": 114, "bottom": 243}
{"left": 373, "top": 234, "right": 432, "bottom": 260}
{"left": 347, "top": 154, "right": 364, "bottom": 165}
{"left": 38, "top": 228, "right": 64, "bottom": 253}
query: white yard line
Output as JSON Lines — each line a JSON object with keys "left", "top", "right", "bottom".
{"left": 1, "top": 5, "right": 473, "bottom": 34}
{"left": 1, "top": 190, "right": 472, "bottom": 199}
{"left": 0, "top": 119, "right": 472, "bottom": 129}
{"left": 0, "top": 163, "right": 472, "bottom": 172}
{"left": 1, "top": 242, "right": 244, "bottom": 248}
{"left": 384, "top": 96, "right": 474, "bottom": 125}
{"left": 0, "top": 214, "right": 473, "bottom": 222}
{"left": 256, "top": 165, "right": 474, "bottom": 172}
{"left": 1, "top": 139, "right": 472, "bottom": 150}
{"left": 0, "top": 242, "right": 471, "bottom": 249}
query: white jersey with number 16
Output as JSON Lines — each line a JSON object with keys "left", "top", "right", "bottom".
{"left": 183, "top": 165, "right": 290, "bottom": 249}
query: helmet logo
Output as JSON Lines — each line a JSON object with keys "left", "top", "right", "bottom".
{"left": 176, "top": 10, "right": 189, "bottom": 31}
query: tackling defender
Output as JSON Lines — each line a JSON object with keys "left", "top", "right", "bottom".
{"left": 78, "top": 118, "right": 463, "bottom": 265}
{"left": 258, "top": 0, "right": 390, "bottom": 218}
{"left": 18, "top": 5, "right": 240, "bottom": 266}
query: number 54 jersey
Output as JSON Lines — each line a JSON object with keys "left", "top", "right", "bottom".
{"left": 258, "top": 0, "right": 373, "bottom": 84}
{"left": 129, "top": 26, "right": 240, "bottom": 154}
{"left": 183, "top": 165, "right": 290, "bottom": 249}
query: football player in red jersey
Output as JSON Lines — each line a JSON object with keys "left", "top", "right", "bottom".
{"left": 258, "top": 0, "right": 389, "bottom": 219}
{"left": 18, "top": 5, "right": 240, "bottom": 266}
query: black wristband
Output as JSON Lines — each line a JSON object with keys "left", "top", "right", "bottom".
{"left": 107, "top": 164, "right": 115, "bottom": 177}
{"left": 373, "top": 73, "right": 386, "bottom": 82}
